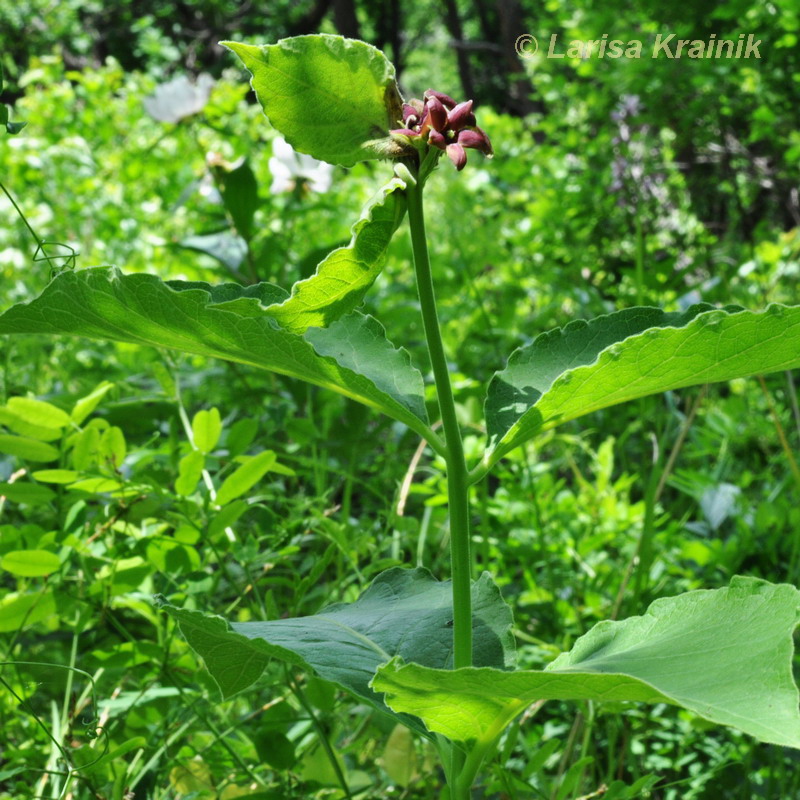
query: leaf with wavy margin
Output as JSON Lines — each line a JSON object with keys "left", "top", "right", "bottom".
{"left": 373, "top": 577, "right": 800, "bottom": 749}
{"left": 483, "top": 304, "right": 800, "bottom": 470}
{"left": 266, "top": 177, "right": 407, "bottom": 333}
{"left": 0, "top": 268, "right": 432, "bottom": 441}
{"left": 223, "top": 36, "right": 403, "bottom": 166}
{"left": 160, "top": 568, "right": 515, "bottom": 737}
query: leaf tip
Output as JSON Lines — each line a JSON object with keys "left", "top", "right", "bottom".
{"left": 219, "top": 40, "right": 260, "bottom": 65}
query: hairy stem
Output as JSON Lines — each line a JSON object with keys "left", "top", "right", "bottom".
{"left": 406, "top": 178, "right": 473, "bottom": 673}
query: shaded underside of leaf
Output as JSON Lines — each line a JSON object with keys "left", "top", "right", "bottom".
{"left": 306, "top": 313, "right": 426, "bottom": 421}
{"left": 0, "top": 268, "right": 431, "bottom": 438}
{"left": 373, "top": 577, "right": 800, "bottom": 748}
{"left": 223, "top": 36, "right": 403, "bottom": 167}
{"left": 265, "top": 177, "right": 407, "bottom": 333}
{"left": 485, "top": 304, "right": 800, "bottom": 468}
{"left": 161, "top": 567, "right": 515, "bottom": 737}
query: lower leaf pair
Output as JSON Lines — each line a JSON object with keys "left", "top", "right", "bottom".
{"left": 160, "top": 568, "right": 800, "bottom": 774}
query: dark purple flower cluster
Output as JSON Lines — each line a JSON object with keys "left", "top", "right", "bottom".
{"left": 391, "top": 89, "right": 493, "bottom": 171}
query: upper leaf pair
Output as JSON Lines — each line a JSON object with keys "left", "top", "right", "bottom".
{"left": 0, "top": 268, "right": 438, "bottom": 450}
{"left": 3, "top": 271, "right": 800, "bottom": 473}
{"left": 480, "top": 303, "right": 800, "bottom": 472}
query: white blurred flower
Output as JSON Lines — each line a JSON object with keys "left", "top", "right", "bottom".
{"left": 268, "top": 137, "right": 334, "bottom": 194}
{"left": 143, "top": 74, "right": 214, "bottom": 123}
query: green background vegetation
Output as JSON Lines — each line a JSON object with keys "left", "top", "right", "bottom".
{"left": 1, "top": 1, "right": 799, "bottom": 798}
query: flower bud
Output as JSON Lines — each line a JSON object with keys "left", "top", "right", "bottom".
{"left": 446, "top": 142, "right": 467, "bottom": 171}
{"left": 402, "top": 103, "right": 420, "bottom": 126}
{"left": 428, "top": 129, "right": 447, "bottom": 149}
{"left": 457, "top": 128, "right": 493, "bottom": 156}
{"left": 424, "top": 96, "right": 448, "bottom": 133}
{"left": 447, "top": 100, "right": 475, "bottom": 130}
{"left": 424, "top": 89, "right": 457, "bottom": 110}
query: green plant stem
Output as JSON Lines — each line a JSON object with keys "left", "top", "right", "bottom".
{"left": 406, "top": 178, "right": 472, "bottom": 671}
{"left": 0, "top": 178, "right": 42, "bottom": 249}
{"left": 407, "top": 177, "right": 474, "bottom": 797}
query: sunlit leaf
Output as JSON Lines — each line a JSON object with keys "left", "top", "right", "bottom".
{"left": 373, "top": 577, "right": 800, "bottom": 749}
{"left": 0, "top": 406, "right": 62, "bottom": 441}
{"left": 266, "top": 177, "right": 407, "bottom": 333}
{"left": 484, "top": 305, "right": 800, "bottom": 469}
{"left": 175, "top": 451, "right": 205, "bottom": 497}
{"left": 223, "top": 36, "right": 403, "bottom": 166}
{"left": 6, "top": 397, "right": 70, "bottom": 429}
{"left": 71, "top": 381, "right": 114, "bottom": 425}
{"left": 0, "top": 434, "right": 59, "bottom": 462}
{"left": 0, "top": 268, "right": 433, "bottom": 442}
{"left": 0, "top": 590, "right": 56, "bottom": 632}
{"left": 192, "top": 407, "right": 222, "bottom": 454}
{"left": 215, "top": 450, "right": 276, "bottom": 506}
{"left": 1, "top": 549, "right": 61, "bottom": 577}
{"left": 32, "top": 469, "right": 80, "bottom": 484}
{"left": 0, "top": 482, "right": 56, "bottom": 505}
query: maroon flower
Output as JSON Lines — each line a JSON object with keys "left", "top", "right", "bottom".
{"left": 391, "top": 88, "right": 493, "bottom": 171}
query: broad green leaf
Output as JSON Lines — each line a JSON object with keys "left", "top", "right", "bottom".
{"left": 0, "top": 590, "right": 56, "bottom": 632}
{"left": 217, "top": 159, "right": 259, "bottom": 241}
{"left": 66, "top": 477, "right": 119, "bottom": 492}
{"left": 192, "top": 407, "right": 222, "bottom": 454}
{"left": 90, "top": 556, "right": 151, "bottom": 596}
{"left": 99, "top": 425, "right": 126, "bottom": 468}
{"left": 382, "top": 724, "right": 416, "bottom": 787}
{"left": 73, "top": 736, "right": 148, "bottom": 776}
{"left": 305, "top": 314, "right": 426, "bottom": 419}
{"left": 1, "top": 549, "right": 61, "bottom": 577}
{"left": 160, "top": 568, "right": 515, "bottom": 737}
{"left": 0, "top": 433, "right": 59, "bottom": 462}
{"left": 209, "top": 499, "right": 248, "bottom": 539}
{"left": 146, "top": 538, "right": 201, "bottom": 574}
{"left": 254, "top": 730, "right": 296, "bottom": 771}
{"left": 169, "top": 761, "right": 214, "bottom": 795}
{"left": 373, "top": 577, "right": 800, "bottom": 749}
{"left": 0, "top": 482, "right": 56, "bottom": 505}
{"left": 0, "top": 268, "right": 432, "bottom": 442}
{"left": 266, "top": 177, "right": 407, "bottom": 333}
{"left": 226, "top": 418, "right": 258, "bottom": 457}
{"left": 215, "top": 450, "right": 276, "bottom": 506}
{"left": 175, "top": 451, "right": 205, "bottom": 497}
{"left": 71, "top": 380, "right": 114, "bottom": 425}
{"left": 484, "top": 305, "right": 800, "bottom": 469}
{"left": 32, "top": 469, "right": 80, "bottom": 484}
{"left": 223, "top": 36, "right": 403, "bottom": 166}
{"left": 71, "top": 426, "right": 100, "bottom": 471}
{"left": 6, "top": 397, "right": 70, "bottom": 429}
{"left": 0, "top": 406, "right": 62, "bottom": 441}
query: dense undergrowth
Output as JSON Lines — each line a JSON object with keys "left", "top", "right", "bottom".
{"left": 2, "top": 8, "right": 800, "bottom": 799}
